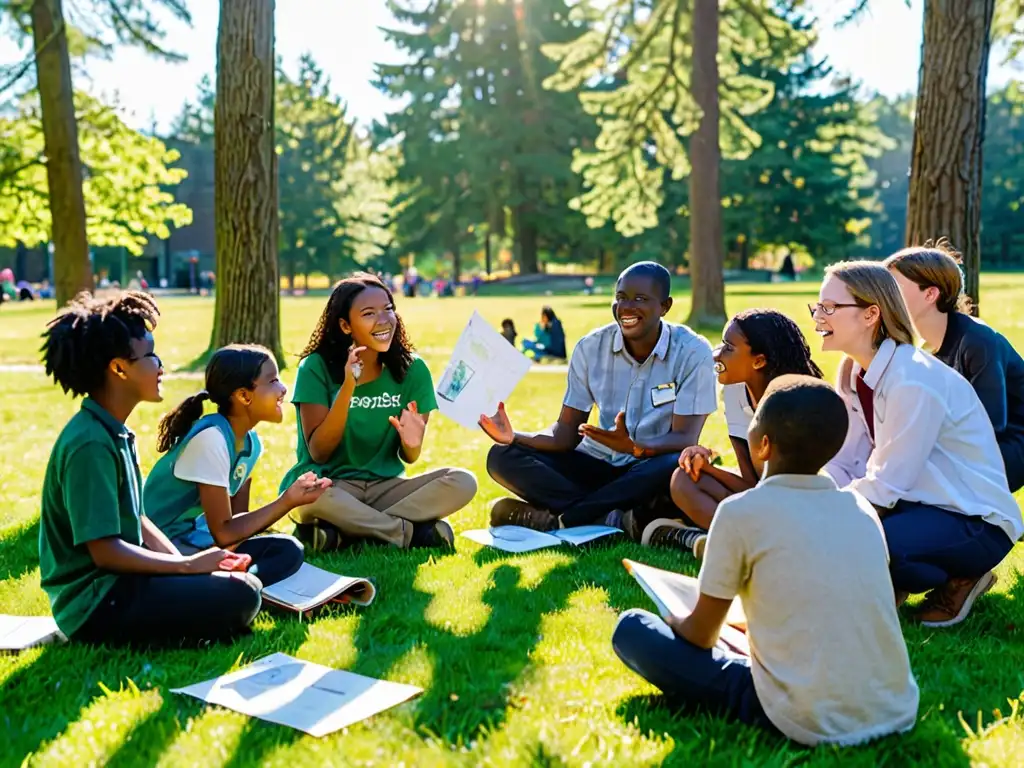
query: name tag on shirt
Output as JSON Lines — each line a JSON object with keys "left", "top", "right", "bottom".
{"left": 651, "top": 382, "right": 677, "bottom": 407}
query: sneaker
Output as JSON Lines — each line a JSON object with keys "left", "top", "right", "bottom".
{"left": 410, "top": 520, "right": 455, "bottom": 550}
{"left": 912, "top": 571, "right": 997, "bottom": 627}
{"left": 641, "top": 518, "right": 708, "bottom": 559}
{"left": 293, "top": 521, "right": 343, "bottom": 553}
{"left": 604, "top": 509, "right": 642, "bottom": 541}
{"left": 488, "top": 497, "right": 558, "bottom": 532}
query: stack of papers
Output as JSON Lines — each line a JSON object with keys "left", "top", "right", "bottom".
{"left": 261, "top": 564, "right": 375, "bottom": 614}
{"left": 462, "top": 525, "right": 621, "bottom": 553}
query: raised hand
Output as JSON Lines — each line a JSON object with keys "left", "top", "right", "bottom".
{"left": 579, "top": 411, "right": 635, "bottom": 455}
{"left": 389, "top": 400, "right": 427, "bottom": 449}
{"left": 479, "top": 402, "right": 514, "bottom": 445}
{"left": 283, "top": 471, "right": 333, "bottom": 508}
{"left": 344, "top": 345, "right": 367, "bottom": 385}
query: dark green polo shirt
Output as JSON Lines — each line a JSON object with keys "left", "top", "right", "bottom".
{"left": 39, "top": 398, "right": 144, "bottom": 637}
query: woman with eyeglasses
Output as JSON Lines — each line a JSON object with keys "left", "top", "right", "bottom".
{"left": 811, "top": 261, "right": 1022, "bottom": 628}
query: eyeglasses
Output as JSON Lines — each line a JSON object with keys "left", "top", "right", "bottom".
{"left": 807, "top": 302, "right": 861, "bottom": 317}
{"left": 128, "top": 352, "right": 163, "bottom": 369}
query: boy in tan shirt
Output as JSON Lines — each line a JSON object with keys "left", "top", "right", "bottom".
{"left": 612, "top": 375, "right": 919, "bottom": 746}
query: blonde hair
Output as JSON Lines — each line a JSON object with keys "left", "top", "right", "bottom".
{"left": 824, "top": 260, "right": 915, "bottom": 348}
{"left": 883, "top": 239, "right": 973, "bottom": 314}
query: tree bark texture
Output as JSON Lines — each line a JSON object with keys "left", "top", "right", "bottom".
{"left": 686, "top": 0, "right": 727, "bottom": 329}
{"left": 907, "top": 0, "right": 994, "bottom": 316}
{"left": 209, "top": 0, "right": 283, "bottom": 359}
{"left": 515, "top": 205, "right": 540, "bottom": 274}
{"left": 31, "top": 0, "right": 90, "bottom": 307}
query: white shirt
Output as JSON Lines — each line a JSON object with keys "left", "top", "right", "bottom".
{"left": 722, "top": 383, "right": 754, "bottom": 439}
{"left": 700, "top": 474, "right": 919, "bottom": 746}
{"left": 174, "top": 427, "right": 232, "bottom": 488}
{"left": 825, "top": 339, "right": 1023, "bottom": 543}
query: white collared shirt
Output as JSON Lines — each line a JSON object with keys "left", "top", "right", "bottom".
{"left": 564, "top": 321, "right": 717, "bottom": 466}
{"left": 825, "top": 339, "right": 1023, "bottom": 543}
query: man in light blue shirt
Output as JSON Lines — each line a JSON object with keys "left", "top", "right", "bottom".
{"left": 479, "top": 262, "right": 718, "bottom": 533}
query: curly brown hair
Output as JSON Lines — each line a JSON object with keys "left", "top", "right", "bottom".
{"left": 301, "top": 273, "right": 415, "bottom": 384}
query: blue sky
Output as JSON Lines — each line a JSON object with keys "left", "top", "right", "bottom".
{"left": 1, "top": 0, "right": 1019, "bottom": 132}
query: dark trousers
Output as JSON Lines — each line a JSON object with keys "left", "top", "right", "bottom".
{"left": 486, "top": 444, "right": 680, "bottom": 527}
{"left": 883, "top": 502, "right": 1014, "bottom": 594}
{"left": 612, "top": 609, "right": 777, "bottom": 732}
{"left": 74, "top": 535, "right": 304, "bottom": 647}
{"left": 173, "top": 533, "right": 305, "bottom": 587}
{"left": 999, "top": 435, "right": 1024, "bottom": 493}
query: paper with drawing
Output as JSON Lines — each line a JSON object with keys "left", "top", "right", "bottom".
{"left": 436, "top": 312, "right": 532, "bottom": 430}
{"left": 261, "top": 563, "right": 376, "bottom": 612}
{"left": 171, "top": 652, "right": 422, "bottom": 737}
{"left": 462, "top": 525, "right": 621, "bottom": 553}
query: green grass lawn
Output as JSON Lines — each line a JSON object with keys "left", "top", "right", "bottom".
{"left": 2, "top": 277, "right": 1024, "bottom": 767}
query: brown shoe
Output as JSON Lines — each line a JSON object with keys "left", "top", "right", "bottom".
{"left": 489, "top": 497, "right": 558, "bottom": 532}
{"left": 913, "top": 572, "right": 997, "bottom": 628}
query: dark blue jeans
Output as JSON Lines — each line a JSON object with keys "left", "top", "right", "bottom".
{"left": 882, "top": 502, "right": 1014, "bottom": 593}
{"left": 486, "top": 444, "right": 680, "bottom": 527}
{"left": 612, "top": 609, "right": 777, "bottom": 732}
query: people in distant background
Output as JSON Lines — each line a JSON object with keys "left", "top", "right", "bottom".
{"left": 522, "top": 307, "right": 567, "bottom": 361}
{"left": 472, "top": 274, "right": 482, "bottom": 295}
{"left": 38, "top": 279, "right": 53, "bottom": 299}
{"left": 16, "top": 280, "right": 34, "bottom": 301}
{"left": 778, "top": 253, "right": 796, "bottom": 281}
{"left": 0, "top": 268, "right": 16, "bottom": 303}
{"left": 501, "top": 318, "right": 518, "bottom": 346}
{"left": 886, "top": 243, "right": 1024, "bottom": 493}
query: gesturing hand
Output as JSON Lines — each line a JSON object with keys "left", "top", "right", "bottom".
{"left": 579, "top": 411, "right": 635, "bottom": 455}
{"left": 389, "top": 401, "right": 427, "bottom": 449}
{"left": 344, "top": 345, "right": 367, "bottom": 385}
{"left": 283, "top": 471, "right": 333, "bottom": 509}
{"left": 479, "top": 402, "right": 514, "bottom": 445}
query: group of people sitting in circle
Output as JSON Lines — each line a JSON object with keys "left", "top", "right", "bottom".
{"left": 37, "top": 241, "right": 1023, "bottom": 747}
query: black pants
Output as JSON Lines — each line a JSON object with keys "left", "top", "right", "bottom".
{"left": 487, "top": 444, "right": 680, "bottom": 527}
{"left": 74, "top": 535, "right": 304, "bottom": 646}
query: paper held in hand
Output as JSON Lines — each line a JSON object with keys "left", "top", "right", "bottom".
{"left": 172, "top": 652, "right": 422, "bottom": 737}
{"left": 622, "top": 559, "right": 750, "bottom": 655}
{"left": 0, "top": 615, "right": 65, "bottom": 652}
{"left": 435, "top": 311, "right": 533, "bottom": 430}
{"left": 462, "top": 525, "right": 621, "bottom": 553}
{"left": 261, "top": 563, "right": 376, "bottom": 614}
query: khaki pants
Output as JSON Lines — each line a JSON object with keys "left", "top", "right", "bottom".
{"left": 294, "top": 467, "right": 477, "bottom": 547}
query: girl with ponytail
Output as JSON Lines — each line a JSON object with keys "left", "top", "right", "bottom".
{"left": 144, "top": 345, "right": 332, "bottom": 589}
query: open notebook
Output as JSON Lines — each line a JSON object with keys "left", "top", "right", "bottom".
{"left": 461, "top": 525, "right": 621, "bottom": 553}
{"left": 623, "top": 559, "right": 750, "bottom": 655}
{"left": 0, "top": 615, "right": 65, "bottom": 651}
{"left": 261, "top": 564, "right": 376, "bottom": 614}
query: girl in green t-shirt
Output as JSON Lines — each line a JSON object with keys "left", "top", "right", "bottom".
{"left": 286, "top": 273, "right": 477, "bottom": 552}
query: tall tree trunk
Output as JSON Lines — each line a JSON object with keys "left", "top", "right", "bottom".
{"left": 484, "top": 230, "right": 492, "bottom": 276}
{"left": 907, "top": 0, "right": 994, "bottom": 317}
{"left": 686, "top": 0, "right": 727, "bottom": 329}
{"left": 515, "top": 206, "right": 540, "bottom": 274}
{"left": 208, "top": 0, "right": 283, "bottom": 361}
{"left": 450, "top": 241, "right": 462, "bottom": 285}
{"left": 31, "top": 0, "right": 90, "bottom": 307}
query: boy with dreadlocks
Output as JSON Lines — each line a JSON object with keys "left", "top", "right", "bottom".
{"left": 284, "top": 274, "right": 477, "bottom": 551}
{"left": 39, "top": 292, "right": 264, "bottom": 646}
{"left": 642, "top": 309, "right": 824, "bottom": 557}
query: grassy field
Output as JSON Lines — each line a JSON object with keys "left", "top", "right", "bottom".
{"left": 2, "top": 277, "right": 1024, "bottom": 767}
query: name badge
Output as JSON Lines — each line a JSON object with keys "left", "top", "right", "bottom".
{"left": 651, "top": 382, "right": 677, "bottom": 407}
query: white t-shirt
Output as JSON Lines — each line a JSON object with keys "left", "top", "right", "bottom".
{"left": 699, "top": 474, "right": 919, "bottom": 746}
{"left": 722, "top": 383, "right": 755, "bottom": 439}
{"left": 174, "top": 427, "right": 232, "bottom": 488}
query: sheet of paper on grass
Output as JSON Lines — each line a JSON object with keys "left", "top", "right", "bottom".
{"left": 0, "top": 615, "right": 65, "bottom": 651}
{"left": 436, "top": 311, "right": 533, "bottom": 430}
{"left": 261, "top": 563, "right": 375, "bottom": 613}
{"left": 623, "top": 559, "right": 749, "bottom": 655}
{"left": 462, "top": 525, "right": 621, "bottom": 553}
{"left": 172, "top": 652, "right": 422, "bottom": 737}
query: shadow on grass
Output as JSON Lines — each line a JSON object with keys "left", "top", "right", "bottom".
{"left": 0, "top": 515, "right": 40, "bottom": 583}
{"left": 4, "top": 615, "right": 313, "bottom": 766}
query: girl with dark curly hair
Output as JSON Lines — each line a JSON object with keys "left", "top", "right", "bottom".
{"left": 284, "top": 273, "right": 476, "bottom": 552}
{"left": 643, "top": 309, "right": 823, "bottom": 556}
